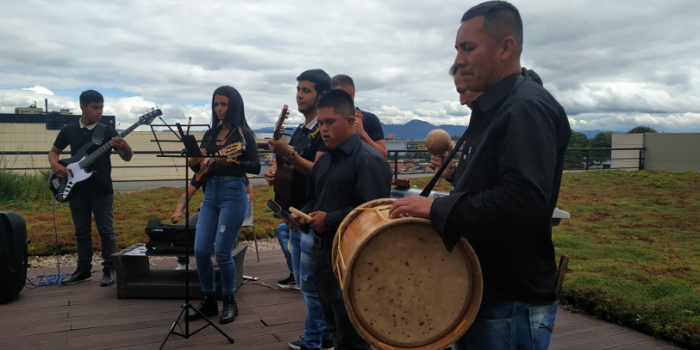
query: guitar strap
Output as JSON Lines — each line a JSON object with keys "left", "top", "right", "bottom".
{"left": 293, "top": 125, "right": 319, "bottom": 157}
{"left": 91, "top": 122, "right": 106, "bottom": 145}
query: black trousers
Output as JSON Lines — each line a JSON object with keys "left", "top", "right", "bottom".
{"left": 313, "top": 244, "right": 371, "bottom": 350}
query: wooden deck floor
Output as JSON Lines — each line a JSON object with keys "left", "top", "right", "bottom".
{"left": 0, "top": 250, "right": 684, "bottom": 350}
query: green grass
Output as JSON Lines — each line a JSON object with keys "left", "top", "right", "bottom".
{"left": 554, "top": 170, "right": 700, "bottom": 348}
{"left": 2, "top": 170, "right": 699, "bottom": 348}
{"left": 0, "top": 155, "right": 53, "bottom": 204}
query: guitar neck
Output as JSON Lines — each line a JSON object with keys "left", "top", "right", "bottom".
{"left": 79, "top": 121, "right": 141, "bottom": 168}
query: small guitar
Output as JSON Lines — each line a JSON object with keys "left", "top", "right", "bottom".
{"left": 355, "top": 109, "right": 364, "bottom": 122}
{"left": 271, "top": 105, "right": 293, "bottom": 211}
{"left": 49, "top": 109, "right": 163, "bottom": 202}
{"left": 194, "top": 142, "right": 244, "bottom": 181}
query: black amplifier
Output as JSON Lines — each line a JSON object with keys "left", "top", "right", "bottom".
{"left": 144, "top": 220, "right": 196, "bottom": 249}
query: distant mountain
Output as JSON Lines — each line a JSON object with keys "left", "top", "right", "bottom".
{"left": 577, "top": 130, "right": 626, "bottom": 138}
{"left": 254, "top": 119, "right": 467, "bottom": 140}
{"left": 253, "top": 126, "right": 276, "bottom": 134}
{"left": 255, "top": 124, "right": 647, "bottom": 141}
{"left": 380, "top": 120, "right": 466, "bottom": 140}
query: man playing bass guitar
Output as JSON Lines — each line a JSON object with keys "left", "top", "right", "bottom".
{"left": 48, "top": 90, "right": 133, "bottom": 287}
{"left": 264, "top": 69, "right": 333, "bottom": 350}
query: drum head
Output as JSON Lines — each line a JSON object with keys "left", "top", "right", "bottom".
{"left": 347, "top": 220, "right": 474, "bottom": 347}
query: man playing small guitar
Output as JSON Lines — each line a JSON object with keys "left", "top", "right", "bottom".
{"left": 264, "top": 69, "right": 333, "bottom": 350}
{"left": 48, "top": 90, "right": 133, "bottom": 287}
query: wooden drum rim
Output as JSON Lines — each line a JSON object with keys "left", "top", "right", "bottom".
{"left": 332, "top": 198, "right": 483, "bottom": 350}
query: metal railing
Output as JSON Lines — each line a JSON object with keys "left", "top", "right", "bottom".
{"left": 0, "top": 147, "right": 646, "bottom": 181}
{"left": 563, "top": 147, "right": 646, "bottom": 171}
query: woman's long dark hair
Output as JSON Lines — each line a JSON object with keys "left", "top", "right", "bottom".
{"left": 210, "top": 86, "right": 251, "bottom": 134}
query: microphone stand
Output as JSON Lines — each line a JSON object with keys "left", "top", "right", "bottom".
{"left": 150, "top": 123, "right": 233, "bottom": 349}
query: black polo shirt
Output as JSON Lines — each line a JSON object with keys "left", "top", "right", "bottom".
{"left": 356, "top": 107, "right": 385, "bottom": 142}
{"left": 430, "top": 70, "right": 571, "bottom": 305}
{"left": 288, "top": 121, "right": 326, "bottom": 210}
{"left": 53, "top": 121, "right": 118, "bottom": 196}
{"left": 301, "top": 132, "right": 392, "bottom": 235}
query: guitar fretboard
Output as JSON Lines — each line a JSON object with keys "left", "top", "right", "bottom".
{"left": 77, "top": 110, "right": 161, "bottom": 169}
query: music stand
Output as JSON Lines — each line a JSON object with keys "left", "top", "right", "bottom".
{"left": 150, "top": 122, "right": 233, "bottom": 348}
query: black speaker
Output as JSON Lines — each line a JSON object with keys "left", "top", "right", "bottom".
{"left": 0, "top": 210, "right": 29, "bottom": 304}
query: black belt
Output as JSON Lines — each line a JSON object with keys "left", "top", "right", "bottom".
{"left": 313, "top": 234, "right": 334, "bottom": 248}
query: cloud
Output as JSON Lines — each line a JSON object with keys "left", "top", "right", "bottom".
{"left": 22, "top": 86, "right": 53, "bottom": 95}
{"left": 0, "top": 0, "right": 698, "bottom": 134}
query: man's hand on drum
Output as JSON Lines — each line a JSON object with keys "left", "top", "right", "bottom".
{"left": 297, "top": 211, "right": 328, "bottom": 233}
{"left": 388, "top": 195, "right": 433, "bottom": 219}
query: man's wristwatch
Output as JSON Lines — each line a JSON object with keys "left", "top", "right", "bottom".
{"left": 285, "top": 150, "right": 297, "bottom": 161}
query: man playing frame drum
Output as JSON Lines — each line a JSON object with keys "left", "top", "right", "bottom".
{"left": 390, "top": 2, "right": 571, "bottom": 350}
{"left": 295, "top": 89, "right": 392, "bottom": 349}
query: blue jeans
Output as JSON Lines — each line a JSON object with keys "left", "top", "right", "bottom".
{"left": 68, "top": 193, "right": 116, "bottom": 272}
{"left": 452, "top": 299, "right": 559, "bottom": 350}
{"left": 276, "top": 223, "right": 293, "bottom": 275}
{"left": 294, "top": 228, "right": 331, "bottom": 348}
{"left": 290, "top": 227, "right": 302, "bottom": 285}
{"left": 194, "top": 177, "right": 247, "bottom": 295}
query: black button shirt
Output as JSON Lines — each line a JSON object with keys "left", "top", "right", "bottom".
{"left": 289, "top": 122, "right": 326, "bottom": 210}
{"left": 430, "top": 71, "right": 571, "bottom": 305}
{"left": 301, "top": 132, "right": 392, "bottom": 235}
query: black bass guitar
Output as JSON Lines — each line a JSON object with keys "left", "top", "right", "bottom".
{"left": 49, "top": 109, "right": 162, "bottom": 202}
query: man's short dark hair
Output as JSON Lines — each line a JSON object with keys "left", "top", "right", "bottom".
{"left": 462, "top": 1, "right": 523, "bottom": 55}
{"left": 316, "top": 89, "right": 355, "bottom": 119}
{"left": 449, "top": 65, "right": 460, "bottom": 77}
{"left": 79, "top": 90, "right": 104, "bottom": 105}
{"left": 297, "top": 69, "right": 331, "bottom": 95}
{"left": 331, "top": 74, "right": 356, "bottom": 92}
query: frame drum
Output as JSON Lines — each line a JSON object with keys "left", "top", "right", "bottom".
{"left": 333, "top": 198, "right": 482, "bottom": 350}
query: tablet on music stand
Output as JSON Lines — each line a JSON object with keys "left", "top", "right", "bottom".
{"left": 176, "top": 124, "right": 202, "bottom": 157}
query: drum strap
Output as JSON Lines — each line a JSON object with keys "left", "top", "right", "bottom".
{"left": 420, "top": 74, "right": 524, "bottom": 197}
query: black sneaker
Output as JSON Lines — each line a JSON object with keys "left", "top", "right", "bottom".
{"left": 288, "top": 336, "right": 330, "bottom": 350}
{"left": 100, "top": 269, "right": 115, "bottom": 287}
{"left": 288, "top": 337, "right": 303, "bottom": 350}
{"left": 289, "top": 337, "right": 321, "bottom": 350}
{"left": 277, "top": 274, "right": 296, "bottom": 288}
{"left": 62, "top": 269, "right": 92, "bottom": 285}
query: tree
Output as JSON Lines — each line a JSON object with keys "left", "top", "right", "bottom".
{"left": 628, "top": 125, "right": 657, "bottom": 134}
{"left": 451, "top": 135, "right": 460, "bottom": 141}
{"left": 588, "top": 131, "right": 613, "bottom": 162}
{"left": 564, "top": 130, "right": 588, "bottom": 169}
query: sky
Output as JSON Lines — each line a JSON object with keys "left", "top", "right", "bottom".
{"left": 1, "top": 0, "right": 699, "bottom": 133}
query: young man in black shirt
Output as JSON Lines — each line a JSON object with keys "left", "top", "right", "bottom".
{"left": 389, "top": 2, "right": 571, "bottom": 350}
{"left": 48, "top": 90, "right": 133, "bottom": 286}
{"left": 265, "top": 69, "right": 333, "bottom": 350}
{"left": 330, "top": 74, "right": 387, "bottom": 157}
{"left": 297, "top": 89, "right": 392, "bottom": 350}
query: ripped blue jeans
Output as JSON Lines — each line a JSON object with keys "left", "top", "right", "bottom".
{"left": 293, "top": 228, "right": 331, "bottom": 349}
{"left": 452, "top": 299, "right": 559, "bottom": 350}
{"left": 194, "top": 176, "right": 247, "bottom": 295}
